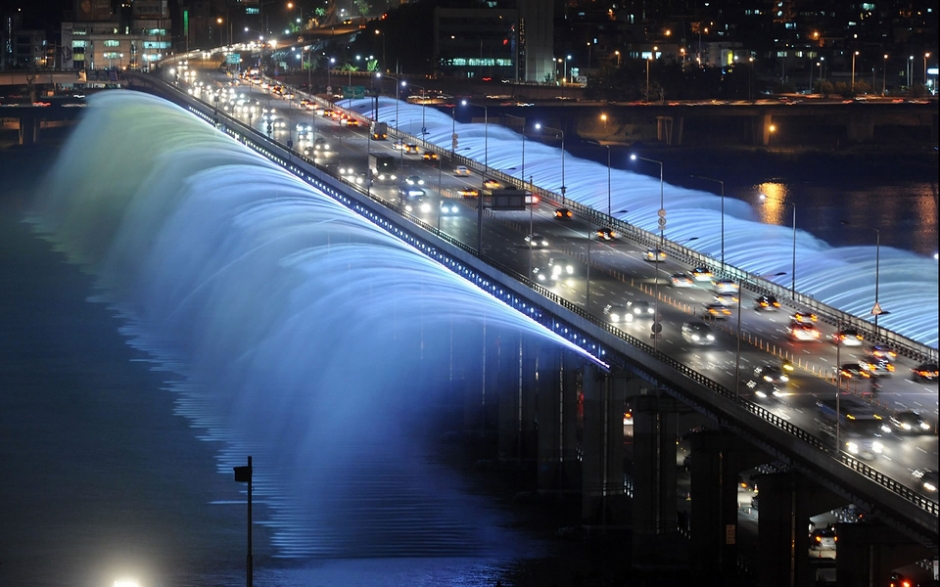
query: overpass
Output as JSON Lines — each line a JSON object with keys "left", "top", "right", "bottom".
{"left": 38, "top": 69, "right": 940, "bottom": 585}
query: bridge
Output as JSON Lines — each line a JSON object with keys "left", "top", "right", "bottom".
{"left": 37, "top": 65, "right": 940, "bottom": 585}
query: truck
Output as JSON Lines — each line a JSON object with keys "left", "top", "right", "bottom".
{"left": 371, "top": 121, "right": 388, "bottom": 140}
{"left": 369, "top": 153, "right": 398, "bottom": 182}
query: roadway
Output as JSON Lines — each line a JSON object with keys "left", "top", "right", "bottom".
{"left": 175, "top": 56, "right": 939, "bottom": 508}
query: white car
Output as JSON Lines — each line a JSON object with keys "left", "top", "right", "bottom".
{"left": 670, "top": 273, "right": 694, "bottom": 288}
{"left": 524, "top": 233, "right": 550, "bottom": 248}
{"left": 405, "top": 175, "right": 425, "bottom": 186}
{"left": 627, "top": 300, "right": 654, "bottom": 317}
{"left": 404, "top": 196, "right": 432, "bottom": 214}
{"left": 713, "top": 279, "right": 739, "bottom": 294}
{"left": 439, "top": 200, "right": 460, "bottom": 215}
{"left": 454, "top": 165, "right": 471, "bottom": 176}
{"left": 681, "top": 322, "right": 715, "bottom": 345}
{"left": 603, "top": 304, "right": 634, "bottom": 324}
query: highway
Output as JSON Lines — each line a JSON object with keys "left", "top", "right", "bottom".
{"left": 172, "top": 54, "right": 939, "bottom": 507}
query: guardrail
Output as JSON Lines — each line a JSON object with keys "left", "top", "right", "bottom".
{"left": 132, "top": 72, "right": 939, "bottom": 543}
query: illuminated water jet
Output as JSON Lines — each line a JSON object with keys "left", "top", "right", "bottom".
{"left": 28, "top": 91, "right": 590, "bottom": 564}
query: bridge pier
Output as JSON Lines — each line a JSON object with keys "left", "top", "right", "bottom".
{"left": 655, "top": 116, "right": 684, "bottom": 146}
{"left": 631, "top": 394, "right": 685, "bottom": 570}
{"left": 497, "top": 335, "right": 539, "bottom": 463}
{"left": 16, "top": 113, "right": 40, "bottom": 145}
{"left": 685, "top": 428, "right": 739, "bottom": 580}
{"left": 580, "top": 365, "right": 628, "bottom": 525}
{"left": 536, "top": 348, "right": 581, "bottom": 492}
{"left": 835, "top": 522, "right": 936, "bottom": 587}
{"left": 756, "top": 471, "right": 852, "bottom": 587}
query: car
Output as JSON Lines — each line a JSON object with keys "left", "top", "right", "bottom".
{"left": 403, "top": 196, "right": 432, "bottom": 213}
{"left": 754, "top": 295, "right": 781, "bottom": 311}
{"left": 747, "top": 379, "right": 784, "bottom": 400}
{"left": 681, "top": 322, "right": 715, "bottom": 345}
{"left": 790, "top": 310, "right": 818, "bottom": 323}
{"left": 690, "top": 267, "right": 713, "bottom": 282}
{"left": 344, "top": 118, "right": 360, "bottom": 127}
{"left": 670, "top": 273, "right": 694, "bottom": 288}
{"left": 753, "top": 364, "right": 790, "bottom": 385}
{"left": 912, "top": 468, "right": 938, "bottom": 493}
{"left": 532, "top": 257, "right": 575, "bottom": 283}
{"left": 713, "top": 279, "right": 739, "bottom": 293}
{"left": 860, "top": 358, "right": 895, "bottom": 377}
{"left": 787, "top": 321, "right": 821, "bottom": 341}
{"left": 392, "top": 139, "right": 406, "bottom": 149}
{"left": 422, "top": 152, "right": 439, "bottom": 163}
{"left": 911, "top": 362, "right": 939, "bottom": 382}
{"left": 399, "top": 186, "right": 426, "bottom": 198}
{"left": 483, "top": 178, "right": 501, "bottom": 189}
{"left": 459, "top": 187, "right": 479, "bottom": 198}
{"left": 703, "top": 303, "right": 732, "bottom": 319}
{"left": 809, "top": 528, "right": 838, "bottom": 551}
{"left": 313, "top": 137, "right": 330, "bottom": 151}
{"left": 439, "top": 199, "right": 460, "bottom": 215}
{"left": 714, "top": 292, "right": 739, "bottom": 305}
{"left": 554, "top": 207, "right": 573, "bottom": 220}
{"left": 839, "top": 363, "right": 873, "bottom": 380}
{"left": 865, "top": 345, "right": 897, "bottom": 361}
{"left": 844, "top": 437, "right": 885, "bottom": 460}
{"left": 644, "top": 248, "right": 666, "bottom": 262}
{"left": 524, "top": 233, "right": 550, "bottom": 248}
{"left": 525, "top": 193, "right": 540, "bottom": 205}
{"left": 626, "top": 300, "right": 654, "bottom": 317}
{"left": 596, "top": 227, "right": 617, "bottom": 241}
{"left": 405, "top": 175, "right": 425, "bottom": 186}
{"left": 832, "top": 328, "right": 864, "bottom": 346}
{"left": 889, "top": 411, "right": 932, "bottom": 434}
{"left": 454, "top": 165, "right": 471, "bottom": 176}
{"left": 403, "top": 143, "right": 420, "bottom": 154}
{"left": 603, "top": 303, "right": 634, "bottom": 324}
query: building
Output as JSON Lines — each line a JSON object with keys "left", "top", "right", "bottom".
{"left": 60, "top": 0, "right": 172, "bottom": 72}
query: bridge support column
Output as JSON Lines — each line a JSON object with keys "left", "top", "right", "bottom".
{"left": 755, "top": 471, "right": 821, "bottom": 587}
{"left": 655, "top": 116, "right": 675, "bottom": 145}
{"left": 17, "top": 114, "right": 39, "bottom": 146}
{"left": 632, "top": 394, "right": 684, "bottom": 571}
{"left": 498, "top": 336, "right": 539, "bottom": 463}
{"left": 687, "top": 429, "right": 739, "bottom": 581}
{"left": 835, "top": 522, "right": 935, "bottom": 587}
{"left": 536, "top": 348, "right": 580, "bottom": 492}
{"left": 580, "top": 365, "right": 627, "bottom": 525}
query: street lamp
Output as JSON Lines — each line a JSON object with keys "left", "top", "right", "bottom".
{"left": 840, "top": 221, "right": 886, "bottom": 328}
{"left": 646, "top": 53, "right": 652, "bottom": 102}
{"left": 630, "top": 153, "right": 665, "bottom": 352}
{"left": 535, "top": 123, "right": 566, "bottom": 207}
{"left": 615, "top": 50, "right": 621, "bottom": 67}
{"left": 461, "top": 100, "right": 489, "bottom": 255}
{"left": 759, "top": 194, "right": 797, "bottom": 298}
{"left": 375, "top": 29, "right": 386, "bottom": 73}
{"left": 925, "top": 53, "right": 931, "bottom": 87}
{"left": 287, "top": 2, "right": 303, "bottom": 31}
{"left": 851, "top": 50, "right": 860, "bottom": 92}
{"left": 883, "top": 54, "right": 888, "bottom": 96}
{"left": 605, "top": 145, "right": 612, "bottom": 218}
{"left": 600, "top": 113, "right": 607, "bottom": 133}
{"left": 691, "top": 175, "right": 725, "bottom": 266}
{"left": 409, "top": 82, "right": 429, "bottom": 141}
{"left": 326, "top": 57, "right": 335, "bottom": 100}
{"left": 769, "top": 124, "right": 776, "bottom": 145}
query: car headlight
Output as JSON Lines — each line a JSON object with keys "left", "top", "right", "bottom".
{"left": 420, "top": 203, "right": 432, "bottom": 213}
{"left": 755, "top": 390, "right": 768, "bottom": 398}
{"left": 920, "top": 422, "right": 931, "bottom": 430}
{"left": 780, "top": 375, "right": 789, "bottom": 382}
{"left": 901, "top": 423, "right": 912, "bottom": 430}
{"left": 610, "top": 314, "right": 621, "bottom": 322}
{"left": 872, "top": 441, "right": 884, "bottom": 453}
{"left": 846, "top": 442, "right": 859, "bottom": 454}
{"left": 706, "top": 334, "right": 715, "bottom": 341}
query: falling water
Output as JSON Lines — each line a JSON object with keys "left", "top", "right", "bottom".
{"left": 355, "top": 97, "right": 939, "bottom": 348}
{"left": 27, "top": 91, "right": 597, "bottom": 585}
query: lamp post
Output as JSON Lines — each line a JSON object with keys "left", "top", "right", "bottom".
{"left": 630, "top": 153, "right": 665, "bottom": 351}
{"left": 840, "top": 221, "right": 885, "bottom": 328}
{"left": 605, "top": 145, "right": 612, "bottom": 218}
{"left": 535, "top": 123, "right": 566, "bottom": 207}
{"left": 450, "top": 103, "right": 458, "bottom": 157}
{"left": 925, "top": 53, "right": 931, "bottom": 87}
{"left": 646, "top": 53, "right": 652, "bottom": 102}
{"left": 381, "top": 74, "right": 404, "bottom": 166}
{"left": 759, "top": 194, "right": 797, "bottom": 298}
{"left": 851, "top": 51, "right": 859, "bottom": 92}
{"left": 375, "top": 29, "right": 386, "bottom": 73}
{"left": 883, "top": 54, "right": 888, "bottom": 95}
{"left": 601, "top": 113, "right": 607, "bottom": 133}
{"left": 410, "top": 83, "right": 428, "bottom": 141}
{"left": 615, "top": 50, "right": 621, "bottom": 67}
{"left": 287, "top": 2, "right": 303, "bottom": 31}
{"left": 564, "top": 54, "right": 572, "bottom": 84}
{"left": 691, "top": 175, "right": 725, "bottom": 266}
{"left": 326, "top": 57, "right": 335, "bottom": 101}
{"left": 461, "top": 100, "right": 489, "bottom": 254}
{"left": 528, "top": 174, "right": 535, "bottom": 278}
